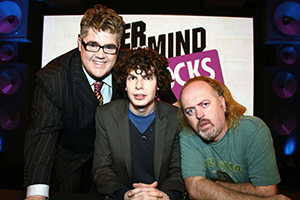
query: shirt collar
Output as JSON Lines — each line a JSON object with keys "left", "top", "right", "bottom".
{"left": 82, "top": 65, "right": 112, "bottom": 87}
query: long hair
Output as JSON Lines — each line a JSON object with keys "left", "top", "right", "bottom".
{"left": 178, "top": 76, "right": 247, "bottom": 131}
{"left": 113, "top": 48, "right": 173, "bottom": 98}
{"left": 80, "top": 4, "right": 125, "bottom": 44}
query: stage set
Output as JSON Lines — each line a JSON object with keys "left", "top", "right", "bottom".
{"left": 0, "top": 0, "right": 300, "bottom": 199}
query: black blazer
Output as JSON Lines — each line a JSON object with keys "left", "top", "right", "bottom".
{"left": 92, "top": 99, "right": 185, "bottom": 197}
{"left": 23, "top": 48, "right": 122, "bottom": 187}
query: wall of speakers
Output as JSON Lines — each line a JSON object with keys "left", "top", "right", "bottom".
{"left": 0, "top": 0, "right": 35, "bottom": 189}
{"left": 264, "top": 0, "right": 300, "bottom": 191}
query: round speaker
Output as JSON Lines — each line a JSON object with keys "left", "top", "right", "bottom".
{"left": 279, "top": 45, "right": 298, "bottom": 66}
{"left": 0, "top": 0, "right": 23, "bottom": 34}
{"left": 273, "top": 0, "right": 300, "bottom": 37}
{"left": 271, "top": 109, "right": 297, "bottom": 136}
{"left": 0, "top": 43, "right": 16, "bottom": 62}
{"left": 272, "top": 71, "right": 298, "bottom": 99}
{"left": 0, "top": 104, "right": 20, "bottom": 131}
{"left": 0, "top": 68, "right": 22, "bottom": 95}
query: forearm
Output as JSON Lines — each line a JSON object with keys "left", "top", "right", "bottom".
{"left": 92, "top": 169, "right": 126, "bottom": 196}
{"left": 216, "top": 181, "right": 278, "bottom": 197}
{"left": 24, "top": 129, "right": 59, "bottom": 185}
{"left": 185, "top": 176, "right": 272, "bottom": 200}
{"left": 93, "top": 114, "right": 126, "bottom": 196}
{"left": 24, "top": 85, "right": 62, "bottom": 185}
{"left": 160, "top": 129, "right": 185, "bottom": 194}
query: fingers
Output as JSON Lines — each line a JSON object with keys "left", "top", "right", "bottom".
{"left": 132, "top": 181, "right": 158, "bottom": 188}
{"left": 127, "top": 186, "right": 164, "bottom": 199}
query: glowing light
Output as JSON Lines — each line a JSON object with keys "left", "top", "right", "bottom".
{"left": 284, "top": 136, "right": 296, "bottom": 156}
{"left": 0, "top": 137, "right": 2, "bottom": 152}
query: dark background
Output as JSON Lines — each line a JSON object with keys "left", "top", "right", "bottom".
{"left": 0, "top": 0, "right": 299, "bottom": 195}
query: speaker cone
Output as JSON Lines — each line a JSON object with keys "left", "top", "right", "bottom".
{"left": 0, "top": 104, "right": 20, "bottom": 131}
{"left": 271, "top": 109, "right": 297, "bottom": 136}
{"left": 272, "top": 71, "right": 298, "bottom": 99}
{"left": 0, "top": 1, "right": 23, "bottom": 34}
{"left": 0, "top": 68, "right": 22, "bottom": 95}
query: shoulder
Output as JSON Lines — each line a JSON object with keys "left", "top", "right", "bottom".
{"left": 156, "top": 101, "right": 179, "bottom": 122}
{"left": 156, "top": 100, "right": 178, "bottom": 114}
{"left": 232, "top": 115, "right": 271, "bottom": 140}
{"left": 98, "top": 99, "right": 128, "bottom": 113}
{"left": 37, "top": 48, "right": 80, "bottom": 80}
{"left": 238, "top": 115, "right": 268, "bottom": 129}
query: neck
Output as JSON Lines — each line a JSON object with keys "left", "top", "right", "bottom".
{"left": 129, "top": 99, "right": 156, "bottom": 116}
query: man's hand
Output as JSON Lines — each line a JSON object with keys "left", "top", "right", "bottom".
{"left": 25, "top": 195, "right": 47, "bottom": 200}
{"left": 124, "top": 181, "right": 169, "bottom": 200}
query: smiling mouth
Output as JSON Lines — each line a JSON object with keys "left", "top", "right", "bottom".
{"left": 92, "top": 59, "right": 107, "bottom": 65}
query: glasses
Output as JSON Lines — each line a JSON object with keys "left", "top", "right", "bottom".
{"left": 81, "top": 40, "right": 119, "bottom": 54}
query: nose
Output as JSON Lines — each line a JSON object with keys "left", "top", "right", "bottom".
{"left": 135, "top": 78, "right": 144, "bottom": 89}
{"left": 195, "top": 107, "right": 204, "bottom": 120}
{"left": 95, "top": 48, "right": 106, "bottom": 58}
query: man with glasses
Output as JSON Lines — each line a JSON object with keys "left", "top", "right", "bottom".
{"left": 24, "top": 4, "right": 176, "bottom": 200}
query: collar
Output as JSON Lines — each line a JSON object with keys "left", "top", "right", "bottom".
{"left": 82, "top": 65, "right": 112, "bottom": 87}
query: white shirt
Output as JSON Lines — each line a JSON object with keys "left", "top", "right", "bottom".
{"left": 84, "top": 67, "right": 113, "bottom": 105}
{"left": 26, "top": 66, "right": 113, "bottom": 198}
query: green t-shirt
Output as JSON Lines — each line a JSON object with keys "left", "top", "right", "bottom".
{"left": 180, "top": 115, "right": 280, "bottom": 186}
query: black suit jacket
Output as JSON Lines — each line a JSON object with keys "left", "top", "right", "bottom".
{"left": 92, "top": 99, "right": 185, "bottom": 197}
{"left": 23, "top": 48, "right": 122, "bottom": 189}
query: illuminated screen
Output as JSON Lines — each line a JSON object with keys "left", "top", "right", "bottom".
{"left": 42, "top": 14, "right": 254, "bottom": 114}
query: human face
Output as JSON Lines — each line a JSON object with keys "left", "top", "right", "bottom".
{"left": 181, "top": 80, "right": 227, "bottom": 142}
{"left": 126, "top": 69, "right": 158, "bottom": 116}
{"left": 78, "top": 28, "right": 119, "bottom": 80}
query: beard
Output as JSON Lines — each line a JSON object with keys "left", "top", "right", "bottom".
{"left": 196, "top": 120, "right": 219, "bottom": 142}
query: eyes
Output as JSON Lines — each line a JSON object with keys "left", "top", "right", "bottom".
{"left": 81, "top": 40, "right": 118, "bottom": 54}
{"left": 185, "top": 108, "right": 196, "bottom": 116}
{"left": 127, "top": 75, "right": 154, "bottom": 81}
{"left": 184, "top": 102, "right": 210, "bottom": 116}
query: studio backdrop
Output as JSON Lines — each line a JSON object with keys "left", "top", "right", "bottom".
{"left": 41, "top": 14, "right": 254, "bottom": 114}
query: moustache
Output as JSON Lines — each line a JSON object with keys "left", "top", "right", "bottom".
{"left": 198, "top": 119, "right": 212, "bottom": 127}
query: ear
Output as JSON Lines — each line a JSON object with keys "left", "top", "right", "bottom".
{"left": 117, "top": 43, "right": 121, "bottom": 52}
{"left": 219, "top": 95, "right": 226, "bottom": 113}
{"left": 78, "top": 37, "right": 82, "bottom": 52}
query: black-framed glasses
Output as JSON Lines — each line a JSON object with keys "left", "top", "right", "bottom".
{"left": 81, "top": 40, "right": 119, "bottom": 55}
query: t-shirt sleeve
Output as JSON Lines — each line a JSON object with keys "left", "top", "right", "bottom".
{"left": 245, "top": 118, "right": 281, "bottom": 186}
{"left": 180, "top": 128, "right": 207, "bottom": 179}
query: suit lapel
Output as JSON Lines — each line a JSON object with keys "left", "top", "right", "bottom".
{"left": 111, "top": 75, "right": 123, "bottom": 101}
{"left": 118, "top": 100, "right": 133, "bottom": 182}
{"left": 154, "top": 101, "right": 166, "bottom": 180}
{"left": 72, "top": 52, "right": 98, "bottom": 112}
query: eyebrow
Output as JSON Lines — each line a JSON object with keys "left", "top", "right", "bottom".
{"left": 184, "top": 106, "right": 195, "bottom": 111}
{"left": 184, "top": 99, "right": 209, "bottom": 109}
